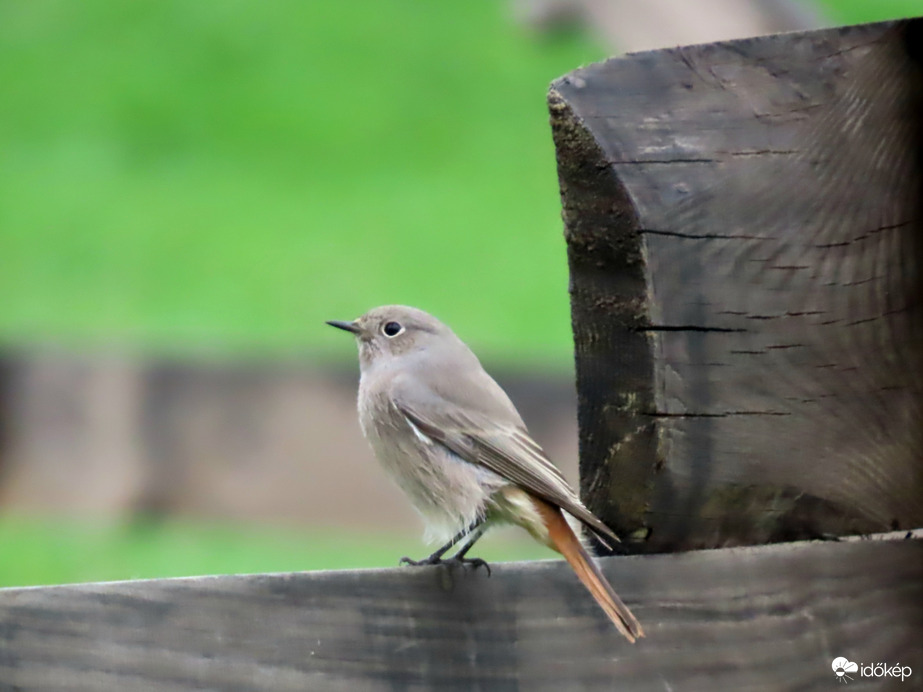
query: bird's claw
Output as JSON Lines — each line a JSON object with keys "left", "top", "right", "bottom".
{"left": 399, "top": 555, "right": 491, "bottom": 576}
{"left": 452, "top": 556, "right": 491, "bottom": 576}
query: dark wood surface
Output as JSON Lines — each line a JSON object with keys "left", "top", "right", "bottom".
{"left": 550, "top": 20, "right": 923, "bottom": 552}
{"left": 0, "top": 533, "right": 919, "bottom": 691}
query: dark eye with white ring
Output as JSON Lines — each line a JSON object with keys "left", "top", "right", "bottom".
{"left": 382, "top": 321, "right": 404, "bottom": 337}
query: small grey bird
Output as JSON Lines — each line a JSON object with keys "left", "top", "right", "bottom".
{"left": 327, "top": 305, "right": 643, "bottom": 642}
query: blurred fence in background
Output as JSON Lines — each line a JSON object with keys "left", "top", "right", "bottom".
{"left": 0, "top": 353, "right": 579, "bottom": 530}
{"left": 516, "top": 0, "right": 820, "bottom": 51}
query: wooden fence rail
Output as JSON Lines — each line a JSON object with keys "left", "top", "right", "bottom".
{"left": 1, "top": 533, "right": 920, "bottom": 690}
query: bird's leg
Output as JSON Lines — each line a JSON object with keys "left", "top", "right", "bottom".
{"left": 445, "top": 524, "right": 491, "bottom": 576}
{"left": 400, "top": 519, "right": 483, "bottom": 567}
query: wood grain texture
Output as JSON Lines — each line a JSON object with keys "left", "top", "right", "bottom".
{"left": 0, "top": 535, "right": 920, "bottom": 691}
{"left": 550, "top": 20, "right": 923, "bottom": 551}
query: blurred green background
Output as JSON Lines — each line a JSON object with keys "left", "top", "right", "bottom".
{"left": 1, "top": 0, "right": 602, "bottom": 366}
{"left": 1, "top": 0, "right": 921, "bottom": 587}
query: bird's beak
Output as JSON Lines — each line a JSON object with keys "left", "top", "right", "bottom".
{"left": 326, "top": 319, "right": 361, "bottom": 334}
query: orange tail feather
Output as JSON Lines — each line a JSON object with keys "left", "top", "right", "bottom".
{"left": 532, "top": 496, "right": 644, "bottom": 643}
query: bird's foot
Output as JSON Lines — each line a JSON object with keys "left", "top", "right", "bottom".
{"left": 448, "top": 556, "right": 491, "bottom": 577}
{"left": 399, "top": 555, "right": 491, "bottom": 576}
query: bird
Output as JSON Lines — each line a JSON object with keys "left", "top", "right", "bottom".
{"left": 327, "top": 305, "right": 643, "bottom": 642}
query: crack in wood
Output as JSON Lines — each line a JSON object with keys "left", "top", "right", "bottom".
{"left": 634, "top": 325, "right": 746, "bottom": 333}
{"left": 819, "top": 221, "right": 916, "bottom": 247}
{"left": 744, "top": 311, "right": 826, "bottom": 319}
{"left": 645, "top": 410, "right": 792, "bottom": 418}
{"left": 641, "top": 228, "right": 772, "bottom": 240}
{"left": 607, "top": 157, "right": 718, "bottom": 165}
{"left": 727, "top": 149, "right": 799, "bottom": 157}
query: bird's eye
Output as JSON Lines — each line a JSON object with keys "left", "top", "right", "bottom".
{"left": 382, "top": 321, "right": 404, "bottom": 337}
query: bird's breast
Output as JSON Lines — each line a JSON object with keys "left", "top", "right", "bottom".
{"left": 356, "top": 383, "right": 502, "bottom": 542}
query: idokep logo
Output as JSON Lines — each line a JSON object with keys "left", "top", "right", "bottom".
{"left": 831, "top": 657, "right": 913, "bottom": 683}
{"left": 832, "top": 658, "right": 858, "bottom": 683}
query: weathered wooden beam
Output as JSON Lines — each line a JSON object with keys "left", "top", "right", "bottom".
{"left": 550, "top": 19, "right": 923, "bottom": 552}
{"left": 0, "top": 534, "right": 919, "bottom": 690}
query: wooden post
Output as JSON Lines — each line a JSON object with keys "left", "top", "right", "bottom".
{"left": 550, "top": 19, "right": 923, "bottom": 552}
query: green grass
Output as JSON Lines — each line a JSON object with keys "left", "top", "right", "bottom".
{"left": 0, "top": 1, "right": 605, "bottom": 368}
{"left": 0, "top": 516, "right": 553, "bottom": 588}
{"left": 816, "top": 0, "right": 923, "bottom": 23}
{"left": 3, "top": 2, "right": 921, "bottom": 366}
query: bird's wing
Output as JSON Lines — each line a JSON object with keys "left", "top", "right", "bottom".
{"left": 395, "top": 396, "right": 620, "bottom": 546}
